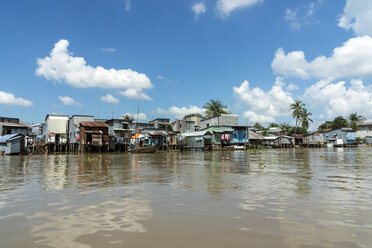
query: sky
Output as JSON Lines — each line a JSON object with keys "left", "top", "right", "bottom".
{"left": 1, "top": 0, "right": 372, "bottom": 128}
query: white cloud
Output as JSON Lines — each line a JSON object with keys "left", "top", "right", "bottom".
{"left": 101, "top": 48, "right": 117, "bottom": 52}
{"left": 124, "top": 0, "right": 131, "bottom": 11}
{"left": 272, "top": 36, "right": 372, "bottom": 80}
{"left": 58, "top": 96, "right": 80, "bottom": 106}
{"left": 303, "top": 79, "right": 372, "bottom": 118}
{"left": 120, "top": 88, "right": 152, "bottom": 101}
{"left": 338, "top": 0, "right": 372, "bottom": 36}
{"left": 284, "top": 1, "right": 322, "bottom": 30}
{"left": 284, "top": 8, "right": 301, "bottom": 30}
{"left": 243, "top": 111, "right": 275, "bottom": 123}
{"left": 100, "top": 94, "right": 119, "bottom": 104}
{"left": 157, "top": 105, "right": 205, "bottom": 119}
{"left": 287, "top": 83, "right": 299, "bottom": 91}
{"left": 192, "top": 2, "right": 206, "bottom": 18}
{"left": 233, "top": 77, "right": 294, "bottom": 124}
{"left": 216, "top": 0, "right": 263, "bottom": 18}
{"left": 36, "top": 40, "right": 153, "bottom": 98}
{"left": 156, "top": 75, "right": 164, "bottom": 80}
{"left": 0, "top": 91, "right": 34, "bottom": 106}
{"left": 124, "top": 113, "right": 148, "bottom": 122}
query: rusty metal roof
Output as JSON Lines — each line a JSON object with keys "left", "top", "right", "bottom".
{"left": 80, "top": 121, "right": 109, "bottom": 128}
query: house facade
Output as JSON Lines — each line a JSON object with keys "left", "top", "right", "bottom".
{"left": 44, "top": 114, "right": 69, "bottom": 144}
{"left": 184, "top": 116, "right": 203, "bottom": 130}
{"left": 231, "top": 126, "right": 249, "bottom": 145}
{"left": 199, "top": 114, "right": 239, "bottom": 129}
{"left": 0, "top": 133, "right": 25, "bottom": 155}
{"left": 69, "top": 115, "right": 94, "bottom": 144}
{"left": 106, "top": 119, "right": 133, "bottom": 144}
{"left": 0, "top": 122, "right": 27, "bottom": 136}
{"left": 79, "top": 122, "right": 109, "bottom": 146}
{"left": 324, "top": 128, "right": 356, "bottom": 145}
{"left": 357, "top": 121, "right": 372, "bottom": 139}
{"left": 149, "top": 118, "right": 170, "bottom": 129}
{"left": 305, "top": 132, "right": 325, "bottom": 145}
{"left": 172, "top": 120, "right": 195, "bottom": 134}
{"left": 181, "top": 130, "right": 213, "bottom": 149}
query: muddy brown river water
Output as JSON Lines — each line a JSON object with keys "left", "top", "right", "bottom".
{"left": 1, "top": 148, "right": 372, "bottom": 248}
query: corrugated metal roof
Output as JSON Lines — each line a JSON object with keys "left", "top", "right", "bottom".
{"left": 0, "top": 133, "right": 24, "bottom": 143}
{"left": 142, "top": 130, "right": 168, "bottom": 136}
{"left": 248, "top": 130, "right": 264, "bottom": 140}
{"left": 264, "top": 136, "right": 279, "bottom": 140}
{"left": 280, "top": 135, "right": 294, "bottom": 139}
{"left": 182, "top": 130, "right": 212, "bottom": 137}
{"left": 0, "top": 122, "right": 27, "bottom": 128}
{"left": 80, "top": 122, "right": 109, "bottom": 128}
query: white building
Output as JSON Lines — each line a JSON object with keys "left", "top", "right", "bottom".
{"left": 44, "top": 114, "right": 69, "bottom": 144}
{"left": 357, "top": 121, "right": 372, "bottom": 139}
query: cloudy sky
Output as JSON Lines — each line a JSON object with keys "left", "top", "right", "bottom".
{"left": 1, "top": 0, "right": 372, "bottom": 127}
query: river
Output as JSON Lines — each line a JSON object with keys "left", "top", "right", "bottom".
{"left": 1, "top": 148, "right": 371, "bottom": 247}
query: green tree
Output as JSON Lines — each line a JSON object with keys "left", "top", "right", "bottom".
{"left": 268, "top": 123, "right": 278, "bottom": 128}
{"left": 183, "top": 113, "right": 204, "bottom": 120}
{"left": 318, "top": 121, "right": 333, "bottom": 131}
{"left": 331, "top": 116, "right": 349, "bottom": 129}
{"left": 299, "top": 109, "right": 313, "bottom": 131}
{"left": 253, "top": 122, "right": 265, "bottom": 130}
{"left": 290, "top": 100, "right": 305, "bottom": 134}
{"left": 279, "top": 122, "right": 291, "bottom": 133}
{"left": 123, "top": 114, "right": 134, "bottom": 123}
{"left": 348, "top": 112, "right": 364, "bottom": 131}
{"left": 203, "top": 99, "right": 230, "bottom": 118}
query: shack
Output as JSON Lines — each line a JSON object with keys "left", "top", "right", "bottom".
{"left": 365, "top": 136, "right": 372, "bottom": 145}
{"left": 248, "top": 129, "right": 264, "bottom": 146}
{"left": 324, "top": 128, "right": 356, "bottom": 146}
{"left": 305, "top": 132, "right": 325, "bottom": 147}
{"left": 181, "top": 130, "right": 213, "bottom": 150}
{"left": 0, "top": 133, "right": 25, "bottom": 155}
{"left": 106, "top": 119, "right": 133, "bottom": 144}
{"left": 262, "top": 136, "right": 281, "bottom": 148}
{"left": 231, "top": 126, "right": 249, "bottom": 145}
{"left": 0, "top": 122, "right": 28, "bottom": 136}
{"left": 141, "top": 129, "right": 168, "bottom": 147}
{"left": 199, "top": 126, "right": 223, "bottom": 147}
{"left": 68, "top": 115, "right": 94, "bottom": 144}
{"left": 280, "top": 135, "right": 295, "bottom": 147}
{"left": 79, "top": 122, "right": 109, "bottom": 147}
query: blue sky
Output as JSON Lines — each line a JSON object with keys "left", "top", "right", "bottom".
{"left": 1, "top": 0, "right": 372, "bottom": 127}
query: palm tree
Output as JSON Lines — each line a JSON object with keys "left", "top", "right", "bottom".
{"left": 253, "top": 122, "right": 264, "bottom": 131}
{"left": 268, "top": 123, "right": 278, "bottom": 128}
{"left": 203, "top": 99, "right": 230, "bottom": 118}
{"left": 279, "top": 122, "right": 291, "bottom": 133}
{"left": 300, "top": 109, "right": 313, "bottom": 131}
{"left": 348, "top": 113, "right": 364, "bottom": 131}
{"left": 290, "top": 100, "right": 305, "bottom": 134}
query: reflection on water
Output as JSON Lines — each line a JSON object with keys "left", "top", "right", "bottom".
{"left": 1, "top": 148, "right": 372, "bottom": 247}
{"left": 28, "top": 196, "right": 152, "bottom": 248}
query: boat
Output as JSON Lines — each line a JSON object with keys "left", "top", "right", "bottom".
{"left": 131, "top": 146, "right": 157, "bottom": 153}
